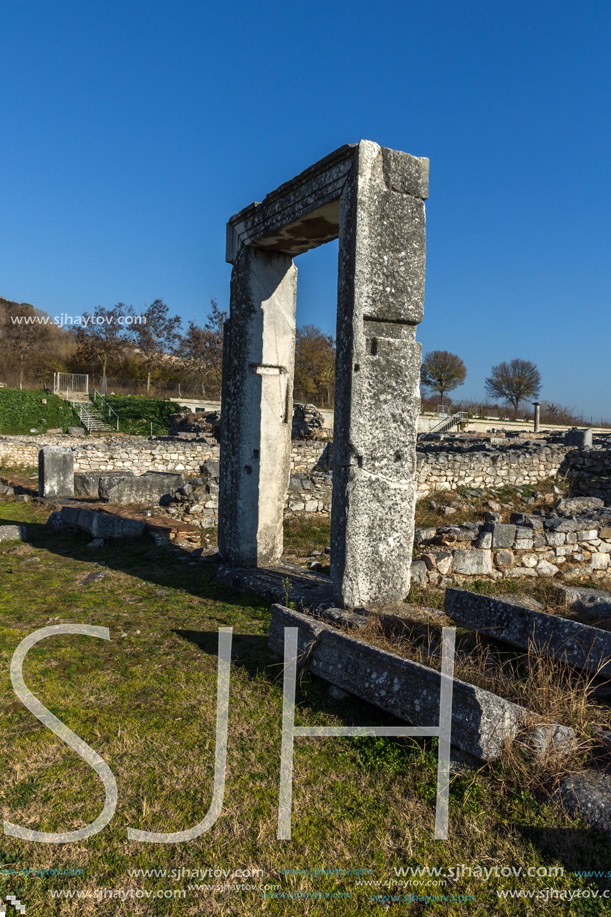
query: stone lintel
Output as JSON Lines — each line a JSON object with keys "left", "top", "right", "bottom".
{"left": 226, "top": 141, "right": 429, "bottom": 261}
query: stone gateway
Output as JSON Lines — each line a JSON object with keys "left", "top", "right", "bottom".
{"left": 218, "top": 141, "right": 429, "bottom": 607}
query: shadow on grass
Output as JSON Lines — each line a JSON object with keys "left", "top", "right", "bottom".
{"left": 520, "top": 825, "right": 611, "bottom": 883}
{"left": 0, "top": 512, "right": 266, "bottom": 614}
{"left": 174, "top": 626, "right": 440, "bottom": 773}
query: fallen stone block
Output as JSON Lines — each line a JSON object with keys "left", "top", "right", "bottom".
{"left": 556, "top": 496, "right": 604, "bottom": 515}
{"left": 553, "top": 583, "right": 611, "bottom": 619}
{"left": 445, "top": 588, "right": 611, "bottom": 676}
{"left": 60, "top": 506, "right": 145, "bottom": 540}
{"left": 268, "top": 604, "right": 571, "bottom": 762}
{"left": 98, "top": 471, "right": 184, "bottom": 503}
{"left": 0, "top": 524, "right": 27, "bottom": 542}
{"left": 74, "top": 471, "right": 106, "bottom": 498}
{"left": 558, "top": 772, "right": 611, "bottom": 831}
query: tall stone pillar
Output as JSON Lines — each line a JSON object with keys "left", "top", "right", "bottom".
{"left": 533, "top": 402, "right": 541, "bottom": 433}
{"left": 331, "top": 141, "right": 428, "bottom": 607}
{"left": 218, "top": 246, "right": 297, "bottom": 567}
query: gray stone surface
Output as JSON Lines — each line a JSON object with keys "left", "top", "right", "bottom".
{"left": 445, "top": 588, "right": 611, "bottom": 676}
{"left": 410, "top": 560, "right": 428, "bottom": 586}
{"left": 559, "top": 772, "right": 611, "bottom": 831}
{"left": 97, "top": 471, "right": 184, "bottom": 503}
{"left": 219, "top": 141, "right": 429, "bottom": 607}
{"left": 0, "top": 524, "right": 27, "bottom": 542}
{"left": 553, "top": 583, "right": 611, "bottom": 618}
{"left": 219, "top": 246, "right": 297, "bottom": 567}
{"left": 60, "top": 506, "right": 145, "bottom": 539}
{"left": 74, "top": 470, "right": 183, "bottom": 503}
{"left": 38, "top": 446, "right": 74, "bottom": 498}
{"left": 565, "top": 428, "right": 593, "bottom": 450}
{"left": 488, "top": 522, "right": 516, "bottom": 548}
{"left": 292, "top": 403, "right": 325, "bottom": 440}
{"left": 556, "top": 496, "right": 604, "bottom": 515}
{"left": 268, "top": 604, "right": 570, "bottom": 762}
{"left": 452, "top": 549, "right": 492, "bottom": 575}
{"left": 73, "top": 471, "right": 103, "bottom": 497}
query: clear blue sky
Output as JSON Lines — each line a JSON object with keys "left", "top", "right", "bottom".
{"left": 1, "top": 1, "right": 610, "bottom": 420}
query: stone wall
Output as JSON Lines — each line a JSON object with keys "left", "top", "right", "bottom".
{"left": 412, "top": 503, "right": 611, "bottom": 587}
{"left": 416, "top": 440, "right": 570, "bottom": 497}
{"left": 564, "top": 449, "right": 611, "bottom": 503}
{"left": 3, "top": 434, "right": 609, "bottom": 519}
{"left": 0, "top": 435, "right": 330, "bottom": 478}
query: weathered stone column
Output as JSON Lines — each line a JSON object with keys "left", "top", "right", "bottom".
{"left": 331, "top": 141, "right": 429, "bottom": 607}
{"left": 38, "top": 446, "right": 74, "bottom": 498}
{"left": 533, "top": 402, "right": 541, "bottom": 433}
{"left": 218, "top": 246, "right": 297, "bottom": 566}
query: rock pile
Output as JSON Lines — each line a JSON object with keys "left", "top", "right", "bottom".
{"left": 162, "top": 461, "right": 220, "bottom": 528}
{"left": 168, "top": 410, "right": 221, "bottom": 442}
{"left": 411, "top": 499, "right": 611, "bottom": 587}
{"left": 291, "top": 404, "right": 326, "bottom": 440}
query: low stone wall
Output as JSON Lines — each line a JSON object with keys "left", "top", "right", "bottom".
{"left": 0, "top": 435, "right": 329, "bottom": 478}
{"left": 3, "top": 434, "right": 609, "bottom": 517}
{"left": 416, "top": 441, "right": 570, "bottom": 497}
{"left": 412, "top": 506, "right": 611, "bottom": 587}
{"left": 564, "top": 449, "right": 611, "bottom": 503}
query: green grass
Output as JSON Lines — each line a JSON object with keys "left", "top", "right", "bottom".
{"left": 0, "top": 389, "right": 79, "bottom": 434}
{"left": 102, "top": 396, "right": 187, "bottom": 436}
{"left": 0, "top": 498, "right": 609, "bottom": 915}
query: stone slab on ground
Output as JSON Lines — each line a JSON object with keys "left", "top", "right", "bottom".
{"left": 445, "top": 588, "right": 611, "bottom": 676}
{"left": 98, "top": 471, "right": 184, "bottom": 503}
{"left": 558, "top": 772, "right": 611, "bottom": 831}
{"left": 0, "top": 525, "right": 27, "bottom": 542}
{"left": 268, "top": 604, "right": 571, "bottom": 762}
{"left": 553, "top": 583, "right": 611, "bottom": 619}
{"left": 216, "top": 561, "right": 334, "bottom": 610}
{"left": 60, "top": 506, "right": 146, "bottom": 540}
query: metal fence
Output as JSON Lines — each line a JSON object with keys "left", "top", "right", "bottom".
{"left": 53, "top": 372, "right": 89, "bottom": 396}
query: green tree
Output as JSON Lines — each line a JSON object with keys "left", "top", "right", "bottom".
{"left": 485, "top": 358, "right": 541, "bottom": 416}
{"left": 420, "top": 350, "right": 467, "bottom": 406}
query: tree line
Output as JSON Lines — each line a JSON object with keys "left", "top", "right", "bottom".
{"left": 0, "top": 296, "right": 601, "bottom": 425}
{"left": 0, "top": 297, "right": 336, "bottom": 405}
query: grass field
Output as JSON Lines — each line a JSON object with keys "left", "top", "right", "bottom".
{"left": 0, "top": 498, "right": 610, "bottom": 915}
{"left": 0, "top": 389, "right": 79, "bottom": 435}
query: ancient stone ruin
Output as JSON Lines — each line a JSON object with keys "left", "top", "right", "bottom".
{"left": 218, "top": 141, "right": 429, "bottom": 607}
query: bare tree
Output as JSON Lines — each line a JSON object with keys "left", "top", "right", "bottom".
{"left": 294, "top": 325, "right": 335, "bottom": 407}
{"left": 130, "top": 299, "right": 182, "bottom": 393}
{"left": 75, "top": 303, "right": 132, "bottom": 393}
{"left": 485, "top": 358, "right": 541, "bottom": 416}
{"left": 178, "top": 300, "right": 227, "bottom": 399}
{"left": 420, "top": 350, "right": 467, "bottom": 406}
{"left": 0, "top": 303, "right": 51, "bottom": 389}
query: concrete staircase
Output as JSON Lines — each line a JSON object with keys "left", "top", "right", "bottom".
{"left": 64, "top": 389, "right": 114, "bottom": 433}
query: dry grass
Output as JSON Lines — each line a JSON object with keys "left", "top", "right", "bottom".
{"left": 415, "top": 478, "right": 568, "bottom": 529}
{"left": 341, "top": 613, "right": 610, "bottom": 794}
